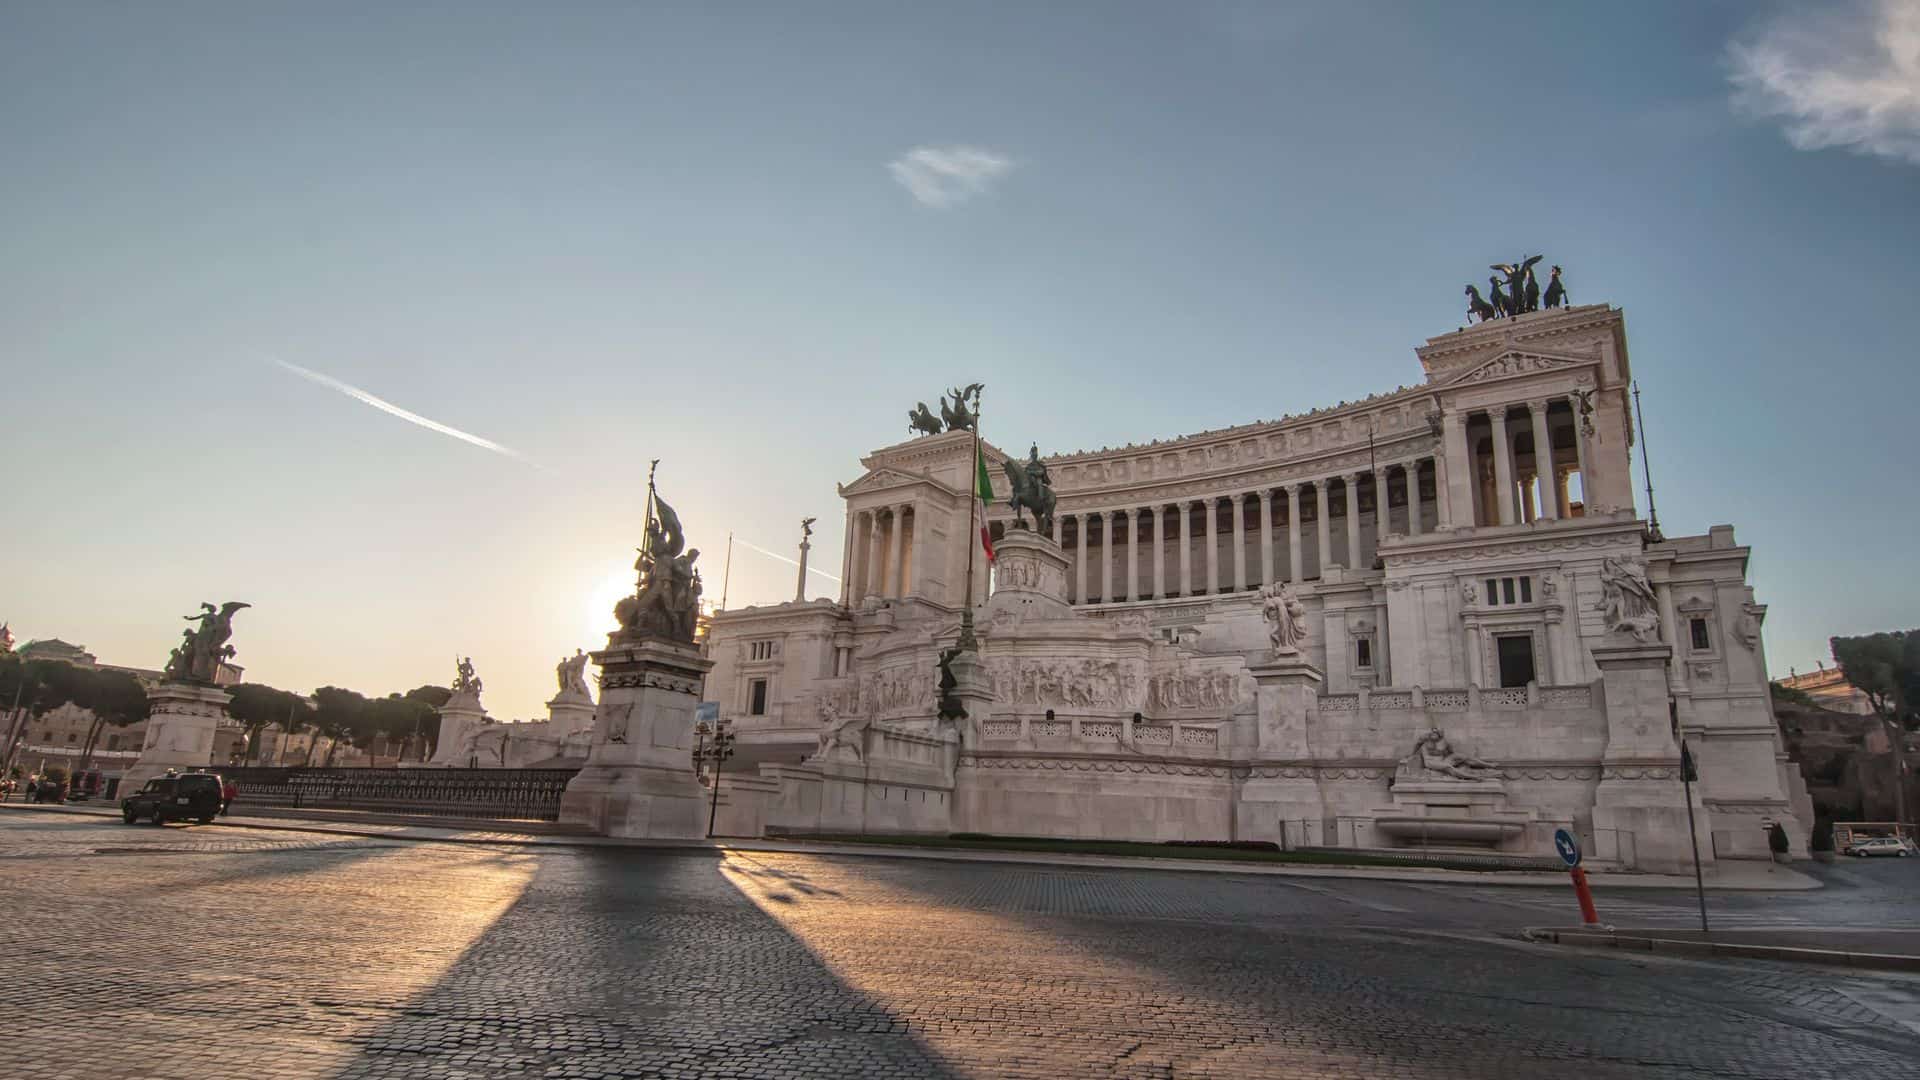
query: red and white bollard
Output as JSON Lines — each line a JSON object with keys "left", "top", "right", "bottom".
{"left": 1568, "top": 865, "right": 1601, "bottom": 926}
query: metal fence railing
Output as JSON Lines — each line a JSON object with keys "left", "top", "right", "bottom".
{"left": 220, "top": 767, "right": 579, "bottom": 822}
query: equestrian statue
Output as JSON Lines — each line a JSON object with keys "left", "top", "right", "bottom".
{"left": 1000, "top": 443, "right": 1056, "bottom": 535}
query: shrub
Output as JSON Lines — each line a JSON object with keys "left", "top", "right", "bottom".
{"left": 1768, "top": 821, "right": 1790, "bottom": 855}
{"left": 1810, "top": 818, "right": 1835, "bottom": 852}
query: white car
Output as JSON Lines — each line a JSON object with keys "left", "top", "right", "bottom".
{"left": 1848, "top": 837, "right": 1912, "bottom": 857}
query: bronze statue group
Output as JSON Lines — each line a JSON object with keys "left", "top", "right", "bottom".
{"left": 1466, "top": 255, "right": 1568, "bottom": 323}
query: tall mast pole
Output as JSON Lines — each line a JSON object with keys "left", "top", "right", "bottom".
{"left": 1631, "top": 383, "right": 1661, "bottom": 543}
{"left": 960, "top": 385, "right": 984, "bottom": 650}
{"left": 640, "top": 459, "right": 661, "bottom": 586}
{"left": 720, "top": 532, "right": 733, "bottom": 611}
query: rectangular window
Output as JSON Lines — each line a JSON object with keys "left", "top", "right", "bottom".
{"left": 747, "top": 640, "right": 777, "bottom": 662}
{"left": 1519, "top": 577, "right": 1532, "bottom": 604}
{"left": 1690, "top": 618, "right": 1711, "bottom": 651}
{"left": 1501, "top": 578, "right": 1516, "bottom": 605}
{"left": 748, "top": 678, "right": 768, "bottom": 716}
{"left": 1496, "top": 634, "right": 1536, "bottom": 689}
{"left": 1484, "top": 578, "right": 1498, "bottom": 605}
{"left": 1355, "top": 638, "right": 1373, "bottom": 669}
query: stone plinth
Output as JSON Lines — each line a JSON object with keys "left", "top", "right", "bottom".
{"left": 428, "top": 689, "right": 486, "bottom": 767}
{"left": 1237, "top": 654, "right": 1326, "bottom": 846}
{"left": 984, "top": 527, "right": 1073, "bottom": 623}
{"left": 1373, "top": 778, "right": 1533, "bottom": 849}
{"left": 1588, "top": 641, "right": 1712, "bottom": 874}
{"left": 120, "top": 682, "right": 232, "bottom": 794}
{"left": 559, "top": 636, "right": 715, "bottom": 839}
{"left": 546, "top": 691, "right": 595, "bottom": 744}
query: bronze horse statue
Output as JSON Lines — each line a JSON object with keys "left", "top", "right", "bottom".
{"left": 1464, "top": 284, "right": 1499, "bottom": 323}
{"left": 907, "top": 402, "right": 942, "bottom": 436}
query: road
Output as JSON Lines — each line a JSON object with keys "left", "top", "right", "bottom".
{"left": 4, "top": 812, "right": 1918, "bottom": 1079}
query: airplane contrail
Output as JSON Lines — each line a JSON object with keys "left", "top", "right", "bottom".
{"left": 272, "top": 358, "right": 538, "bottom": 467}
{"left": 734, "top": 537, "right": 841, "bottom": 582}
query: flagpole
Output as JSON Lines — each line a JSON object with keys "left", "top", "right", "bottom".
{"left": 960, "top": 386, "right": 984, "bottom": 650}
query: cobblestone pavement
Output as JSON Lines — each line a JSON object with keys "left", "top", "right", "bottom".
{"left": 4, "top": 816, "right": 1918, "bottom": 1079}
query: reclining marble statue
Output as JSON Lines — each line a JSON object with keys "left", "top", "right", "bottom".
{"left": 1401, "top": 727, "right": 1499, "bottom": 782}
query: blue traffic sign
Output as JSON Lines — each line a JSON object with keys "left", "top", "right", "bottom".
{"left": 1553, "top": 828, "right": 1581, "bottom": 867}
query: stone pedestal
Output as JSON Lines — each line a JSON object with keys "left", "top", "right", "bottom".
{"left": 1373, "top": 778, "right": 1533, "bottom": 849}
{"left": 120, "top": 682, "right": 232, "bottom": 794}
{"left": 428, "top": 689, "right": 486, "bottom": 767}
{"left": 546, "top": 692, "right": 596, "bottom": 744}
{"left": 1588, "top": 641, "right": 1712, "bottom": 874}
{"left": 559, "top": 636, "right": 715, "bottom": 839}
{"left": 984, "top": 526, "right": 1073, "bottom": 623}
{"left": 946, "top": 647, "right": 995, "bottom": 758}
{"left": 1238, "top": 654, "right": 1326, "bottom": 846}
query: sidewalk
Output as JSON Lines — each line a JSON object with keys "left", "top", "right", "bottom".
{"left": 1525, "top": 926, "right": 1920, "bottom": 972}
{"left": 2, "top": 801, "right": 1821, "bottom": 891}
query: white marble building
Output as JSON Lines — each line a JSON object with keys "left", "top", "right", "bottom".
{"left": 701, "top": 304, "right": 1812, "bottom": 870}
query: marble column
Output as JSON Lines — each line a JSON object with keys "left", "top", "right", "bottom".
{"left": 1314, "top": 482, "right": 1331, "bottom": 578}
{"left": 864, "top": 510, "right": 885, "bottom": 602}
{"left": 1570, "top": 393, "right": 1592, "bottom": 512}
{"left": 1231, "top": 495, "right": 1248, "bottom": 592}
{"left": 1052, "top": 513, "right": 1063, "bottom": 547}
{"left": 1181, "top": 502, "right": 1197, "bottom": 595}
{"left": 1152, "top": 506, "right": 1166, "bottom": 599}
{"left": 1203, "top": 498, "right": 1220, "bottom": 594}
{"left": 839, "top": 513, "right": 855, "bottom": 604}
{"left": 1489, "top": 408, "right": 1516, "bottom": 526}
{"left": 1075, "top": 513, "right": 1088, "bottom": 604}
{"left": 1117, "top": 509, "right": 1134, "bottom": 601}
{"left": 1529, "top": 400, "right": 1556, "bottom": 521}
{"left": 909, "top": 506, "right": 929, "bottom": 596}
{"left": 1286, "top": 486, "right": 1304, "bottom": 582}
{"left": 1343, "top": 473, "right": 1362, "bottom": 569}
{"left": 1441, "top": 410, "right": 1470, "bottom": 527}
{"left": 1100, "top": 512, "right": 1115, "bottom": 603}
{"left": 1375, "top": 466, "right": 1393, "bottom": 551}
{"left": 887, "top": 505, "right": 908, "bottom": 597}
{"left": 1259, "top": 491, "right": 1275, "bottom": 587}
{"left": 1405, "top": 461, "right": 1423, "bottom": 536}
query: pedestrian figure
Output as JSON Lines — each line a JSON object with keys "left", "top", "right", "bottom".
{"left": 220, "top": 778, "right": 237, "bottom": 817}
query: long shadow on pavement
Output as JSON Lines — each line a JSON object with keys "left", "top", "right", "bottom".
{"left": 325, "top": 847, "right": 963, "bottom": 1079}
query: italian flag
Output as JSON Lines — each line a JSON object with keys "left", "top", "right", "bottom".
{"left": 974, "top": 443, "right": 995, "bottom": 562}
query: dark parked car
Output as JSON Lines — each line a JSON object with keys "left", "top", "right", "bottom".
{"left": 121, "top": 773, "right": 223, "bottom": 825}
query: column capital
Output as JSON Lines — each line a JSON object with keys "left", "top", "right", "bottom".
{"left": 1342, "top": 471, "right": 1360, "bottom": 483}
{"left": 1259, "top": 488, "right": 1274, "bottom": 506}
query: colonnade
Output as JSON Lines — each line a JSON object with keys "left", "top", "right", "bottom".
{"left": 1049, "top": 456, "right": 1445, "bottom": 605}
{"left": 1442, "top": 395, "right": 1591, "bottom": 528}
{"left": 841, "top": 504, "right": 922, "bottom": 604}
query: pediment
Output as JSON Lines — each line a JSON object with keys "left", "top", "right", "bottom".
{"left": 840, "top": 467, "right": 923, "bottom": 496}
{"left": 1444, "top": 349, "right": 1594, "bottom": 388}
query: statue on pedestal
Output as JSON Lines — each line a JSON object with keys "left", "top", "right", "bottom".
{"left": 453, "top": 656, "right": 483, "bottom": 696}
{"left": 816, "top": 699, "right": 866, "bottom": 761}
{"left": 1401, "top": 728, "right": 1498, "bottom": 782}
{"left": 1000, "top": 443, "right": 1056, "bottom": 534}
{"left": 1259, "top": 582, "right": 1308, "bottom": 656}
{"left": 614, "top": 480, "right": 704, "bottom": 644}
{"left": 936, "top": 646, "right": 968, "bottom": 722}
{"left": 556, "top": 649, "right": 592, "bottom": 698}
{"left": 939, "top": 383, "right": 983, "bottom": 432}
{"left": 1598, "top": 555, "right": 1660, "bottom": 642}
{"left": 162, "top": 601, "right": 249, "bottom": 684}
{"left": 907, "top": 403, "right": 943, "bottom": 436}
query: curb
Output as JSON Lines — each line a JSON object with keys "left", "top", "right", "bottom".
{"left": 1522, "top": 927, "right": 1920, "bottom": 973}
{"left": 0, "top": 803, "right": 1823, "bottom": 890}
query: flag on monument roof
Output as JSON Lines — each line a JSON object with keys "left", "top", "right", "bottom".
{"left": 974, "top": 443, "right": 995, "bottom": 562}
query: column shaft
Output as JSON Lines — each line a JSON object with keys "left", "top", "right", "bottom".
{"left": 1231, "top": 495, "right": 1248, "bottom": 591}
{"left": 887, "top": 505, "right": 907, "bottom": 597}
{"left": 839, "top": 514, "right": 856, "bottom": 604}
{"left": 1570, "top": 394, "right": 1592, "bottom": 513}
{"left": 1180, "top": 504, "right": 1195, "bottom": 595}
{"left": 1075, "top": 514, "right": 1088, "bottom": 603}
{"left": 865, "top": 510, "right": 885, "bottom": 602}
{"left": 1101, "top": 512, "right": 1115, "bottom": 603}
{"left": 1489, "top": 409, "right": 1516, "bottom": 526}
{"left": 1152, "top": 507, "right": 1166, "bottom": 599}
{"left": 1118, "top": 509, "right": 1134, "bottom": 601}
{"left": 1529, "top": 401, "right": 1556, "bottom": 521}
{"left": 1345, "top": 475, "right": 1363, "bottom": 568}
{"left": 1314, "top": 483, "right": 1331, "bottom": 578}
{"left": 1441, "top": 411, "right": 1470, "bottom": 527}
{"left": 1286, "top": 486, "right": 1303, "bottom": 582}
{"left": 1405, "top": 461, "right": 1423, "bottom": 535}
{"left": 1204, "top": 499, "right": 1220, "bottom": 594}
{"left": 1259, "top": 491, "right": 1275, "bottom": 586}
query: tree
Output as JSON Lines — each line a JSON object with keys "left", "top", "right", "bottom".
{"left": 70, "top": 668, "right": 149, "bottom": 775}
{"left": 1832, "top": 630, "right": 1920, "bottom": 827}
{"left": 225, "top": 683, "right": 314, "bottom": 765}
{"left": 2, "top": 655, "right": 92, "bottom": 776}
{"left": 310, "top": 686, "right": 370, "bottom": 767}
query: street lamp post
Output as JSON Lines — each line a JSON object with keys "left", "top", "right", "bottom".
{"left": 690, "top": 719, "right": 736, "bottom": 839}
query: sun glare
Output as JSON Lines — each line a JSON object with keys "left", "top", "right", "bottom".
{"left": 584, "top": 566, "right": 633, "bottom": 649}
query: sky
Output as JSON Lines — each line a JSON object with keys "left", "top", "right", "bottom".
{"left": 3, "top": 1, "right": 1917, "bottom": 722}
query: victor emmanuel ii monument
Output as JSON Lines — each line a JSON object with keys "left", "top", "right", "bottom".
{"left": 567, "top": 268, "right": 1812, "bottom": 870}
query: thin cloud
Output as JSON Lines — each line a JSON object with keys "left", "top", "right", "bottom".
{"left": 272, "top": 358, "right": 538, "bottom": 467}
{"left": 888, "top": 145, "right": 1015, "bottom": 208}
{"left": 734, "top": 536, "right": 841, "bottom": 582}
{"left": 1728, "top": 0, "right": 1920, "bottom": 165}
